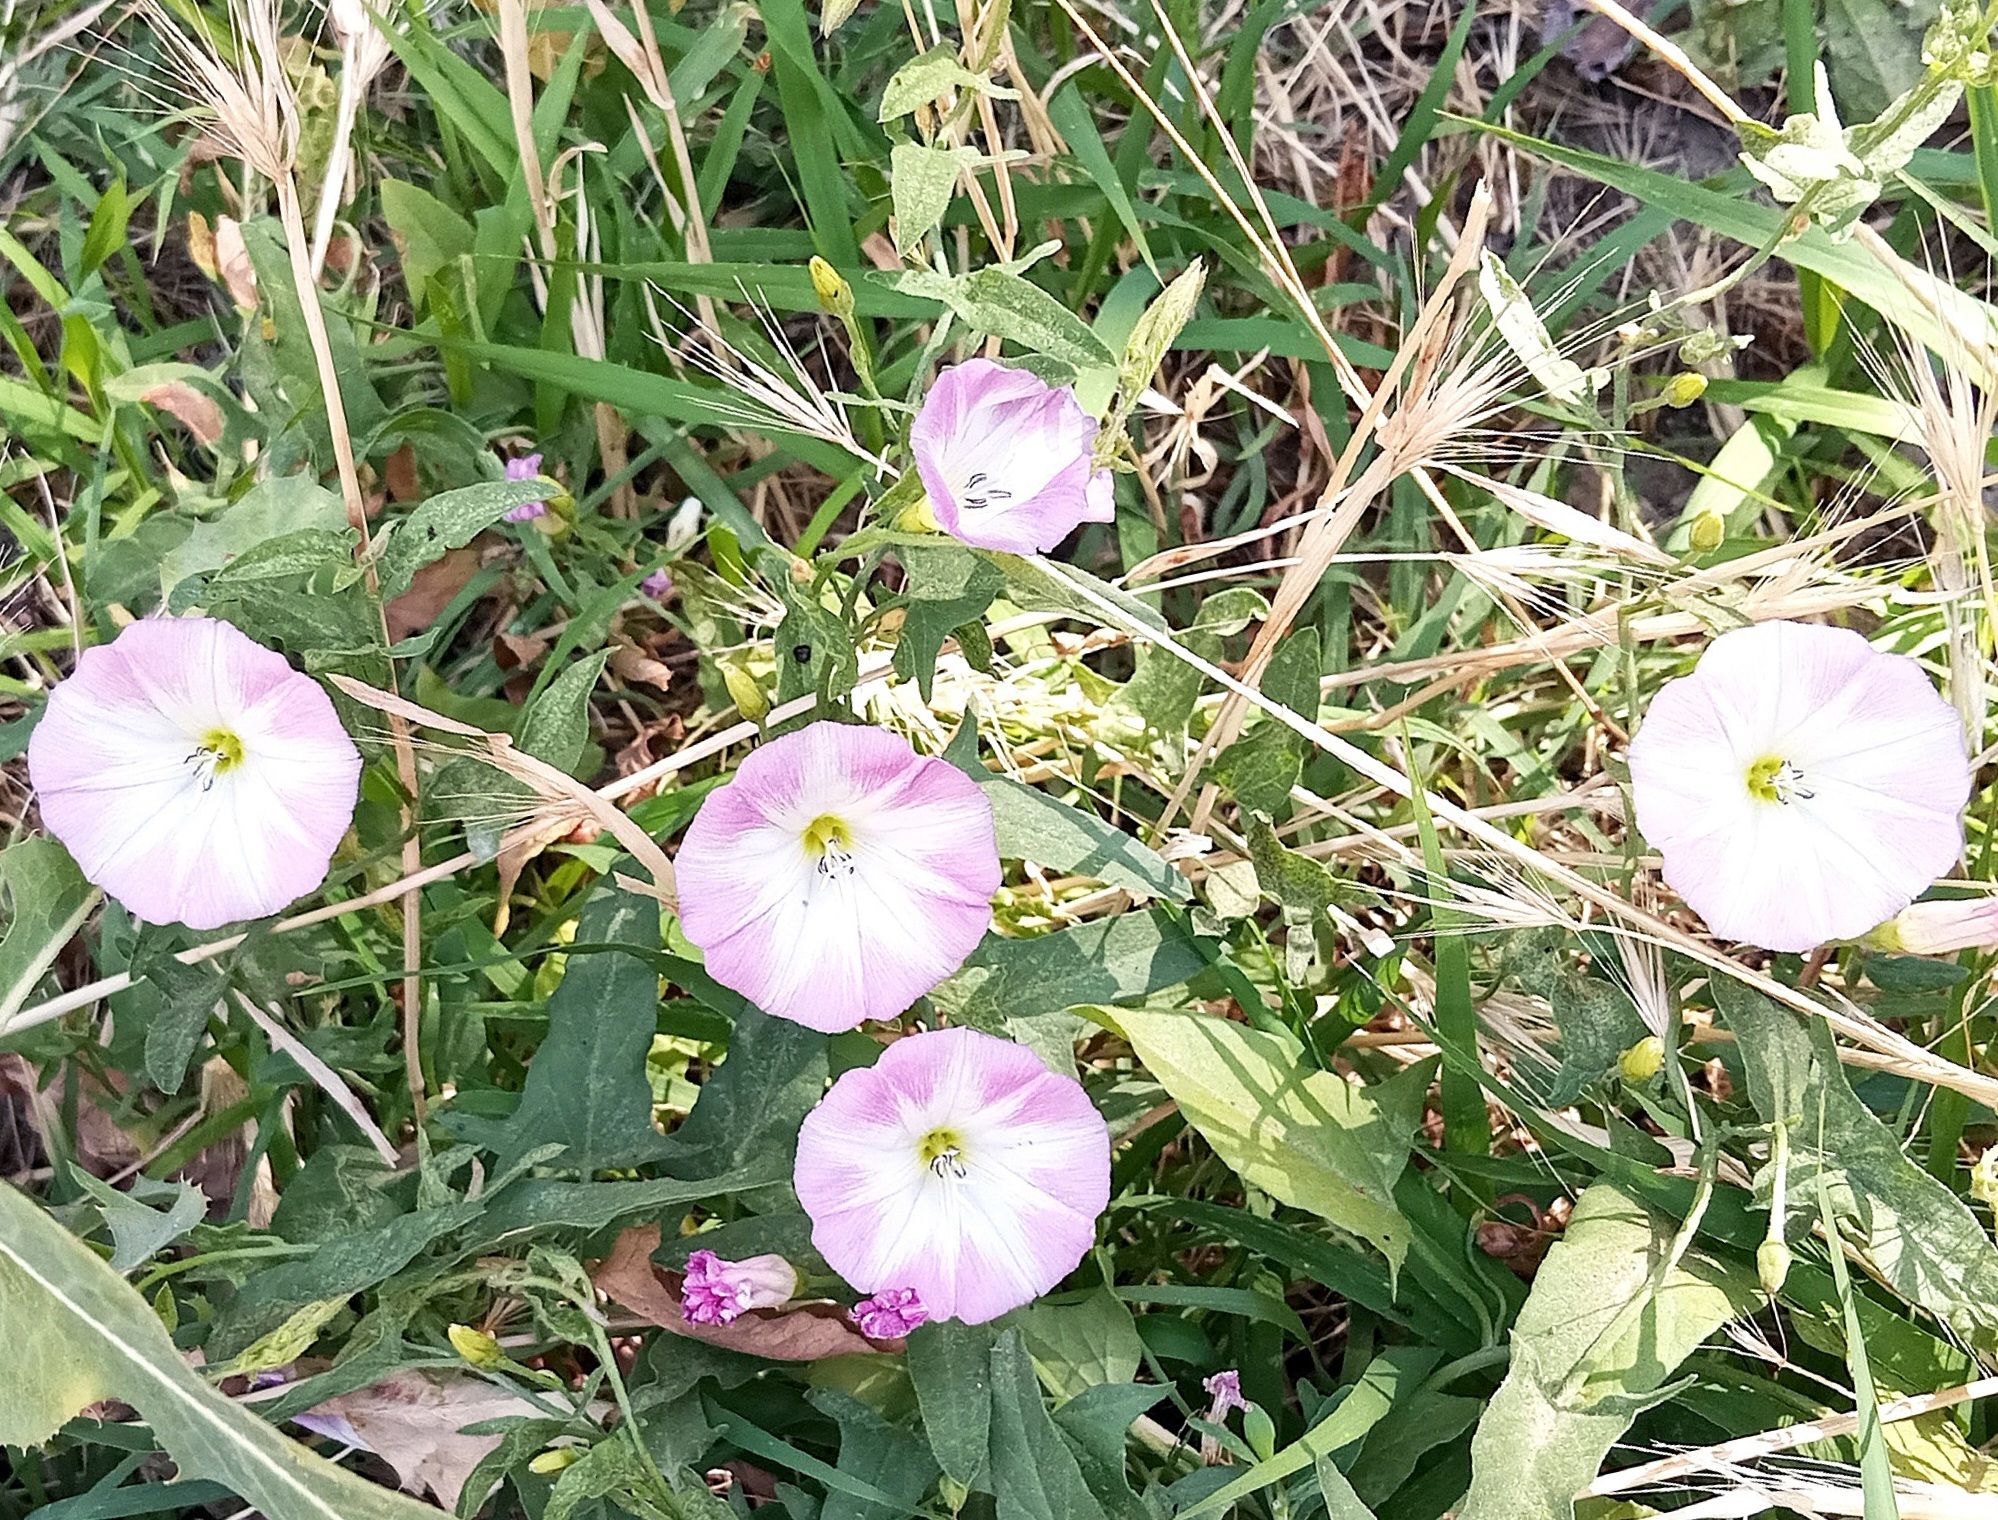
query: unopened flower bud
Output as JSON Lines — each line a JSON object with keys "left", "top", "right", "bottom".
{"left": 679, "top": 1250, "right": 800, "bottom": 1326}
{"left": 1865, "top": 897, "right": 1998, "bottom": 956}
{"left": 447, "top": 1323, "right": 505, "bottom": 1370}
{"left": 528, "top": 1447, "right": 582, "bottom": 1475}
{"left": 1619, "top": 1035, "right": 1665, "bottom": 1083}
{"left": 1688, "top": 510, "right": 1726, "bottom": 553}
{"left": 1757, "top": 1238, "right": 1792, "bottom": 1296}
{"left": 809, "top": 256, "right": 854, "bottom": 320}
{"left": 1662, "top": 372, "right": 1708, "bottom": 408}
{"left": 719, "top": 659, "right": 769, "bottom": 722}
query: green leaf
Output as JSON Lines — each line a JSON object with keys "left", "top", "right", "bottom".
{"left": 930, "top": 908, "right": 1213, "bottom": 1027}
{"left": 379, "top": 179, "right": 475, "bottom": 313}
{"left": 1212, "top": 739, "right": 1301, "bottom": 817}
{"left": 0, "top": 1185, "right": 442, "bottom": 1519}
{"left": 1176, "top": 1348, "right": 1415, "bottom": 1519}
{"left": 1103, "top": 261, "right": 1205, "bottom": 440}
{"left": 653, "top": 1006, "right": 827, "bottom": 1182}
{"left": 1717, "top": 979, "right": 1998, "bottom": 1353}
{"left": 1116, "top": 1009, "right": 1428, "bottom": 1276}
{"left": 893, "top": 542, "right": 1001, "bottom": 701}
{"left": 1018, "top": 1289, "right": 1143, "bottom": 1400}
{"left": 467, "top": 887, "right": 675, "bottom": 1177}
{"left": 138, "top": 957, "right": 227, "bottom": 1095}
{"left": 1500, "top": 928, "right": 1649, "bottom": 1104}
{"left": 811, "top": 1388, "right": 941, "bottom": 1520}
{"left": 68, "top": 1170, "right": 206, "bottom": 1274}
{"left": 376, "top": 480, "right": 552, "bottom": 601}
{"left": 520, "top": 650, "right": 610, "bottom": 773}
{"left": 907, "top": 1319, "right": 995, "bottom": 1489}
{"left": 988, "top": 1327, "right": 1109, "bottom": 1520}
{"left": 0, "top": 837, "right": 97, "bottom": 1032}
{"left": 879, "top": 45, "right": 997, "bottom": 119}
{"left": 890, "top": 142, "right": 973, "bottom": 254}
{"left": 158, "top": 475, "right": 351, "bottom": 604}
{"left": 1246, "top": 814, "right": 1341, "bottom": 980}
{"left": 1457, "top": 1184, "right": 1755, "bottom": 1520}
{"left": 890, "top": 270, "right": 1115, "bottom": 368}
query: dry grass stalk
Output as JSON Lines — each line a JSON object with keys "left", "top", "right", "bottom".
{"left": 234, "top": 991, "right": 398, "bottom": 1165}
{"left": 139, "top": 0, "right": 434, "bottom": 1123}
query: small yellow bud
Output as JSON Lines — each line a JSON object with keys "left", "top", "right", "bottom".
{"left": 1688, "top": 510, "right": 1726, "bottom": 553}
{"left": 448, "top": 1323, "right": 505, "bottom": 1370}
{"left": 808, "top": 256, "right": 854, "bottom": 320}
{"left": 1662, "top": 371, "right": 1708, "bottom": 407}
{"left": 1618, "top": 1035, "right": 1665, "bottom": 1083}
{"left": 894, "top": 495, "right": 942, "bottom": 534}
{"left": 1757, "top": 1238, "right": 1792, "bottom": 1296}
{"left": 528, "top": 1447, "right": 582, "bottom": 1475}
{"left": 720, "top": 659, "right": 770, "bottom": 722}
{"left": 1970, "top": 1145, "right": 1998, "bottom": 1208}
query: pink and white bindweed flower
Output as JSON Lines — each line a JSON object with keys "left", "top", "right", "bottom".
{"left": 794, "top": 1026, "right": 1111, "bottom": 1325}
{"left": 1627, "top": 620, "right": 1970, "bottom": 954}
{"left": 1203, "top": 1369, "right": 1248, "bottom": 1421}
{"left": 1867, "top": 897, "right": 1998, "bottom": 956}
{"left": 679, "top": 1250, "right": 800, "bottom": 1325}
{"left": 502, "top": 453, "right": 549, "bottom": 521}
{"left": 674, "top": 722, "right": 999, "bottom": 1032}
{"left": 911, "top": 358, "right": 1115, "bottom": 554}
{"left": 28, "top": 617, "right": 362, "bottom": 932}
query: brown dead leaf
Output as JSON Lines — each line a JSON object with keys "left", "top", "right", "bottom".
{"left": 384, "top": 444, "right": 422, "bottom": 503}
{"left": 295, "top": 1371, "right": 556, "bottom": 1510}
{"left": 140, "top": 381, "right": 225, "bottom": 446}
{"left": 494, "top": 629, "right": 551, "bottom": 670}
{"left": 386, "top": 545, "right": 484, "bottom": 641}
{"left": 608, "top": 641, "right": 674, "bottom": 693}
{"left": 596, "top": 1225, "right": 894, "bottom": 1361}
{"left": 860, "top": 232, "right": 901, "bottom": 272}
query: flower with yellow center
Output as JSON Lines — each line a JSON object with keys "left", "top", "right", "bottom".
{"left": 1628, "top": 621, "right": 1969, "bottom": 953}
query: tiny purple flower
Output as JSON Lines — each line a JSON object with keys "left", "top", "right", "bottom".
{"left": 641, "top": 569, "right": 674, "bottom": 601}
{"left": 911, "top": 358, "right": 1114, "bottom": 554}
{"left": 797, "top": 1026, "right": 1111, "bottom": 1325}
{"left": 1203, "top": 1369, "right": 1248, "bottom": 1421}
{"left": 679, "top": 1249, "right": 799, "bottom": 1326}
{"left": 503, "top": 453, "right": 550, "bottom": 522}
{"left": 849, "top": 1287, "right": 930, "bottom": 1339}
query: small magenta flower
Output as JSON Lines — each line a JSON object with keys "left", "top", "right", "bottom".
{"left": 640, "top": 569, "right": 673, "bottom": 601}
{"left": 794, "top": 1026, "right": 1111, "bottom": 1325}
{"left": 28, "top": 617, "right": 362, "bottom": 931}
{"left": 675, "top": 722, "right": 1000, "bottom": 1032}
{"left": 1868, "top": 897, "right": 1998, "bottom": 955}
{"left": 911, "top": 358, "right": 1114, "bottom": 554}
{"left": 503, "top": 453, "right": 549, "bottom": 521}
{"left": 679, "top": 1250, "right": 800, "bottom": 1326}
{"left": 1628, "top": 621, "right": 1969, "bottom": 953}
{"left": 1203, "top": 1369, "right": 1248, "bottom": 1421}
{"left": 849, "top": 1287, "right": 929, "bottom": 1339}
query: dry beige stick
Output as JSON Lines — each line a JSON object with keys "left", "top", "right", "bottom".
{"left": 1580, "top": 1374, "right": 1998, "bottom": 1498}
{"left": 1567, "top": 0, "right": 1745, "bottom": 123}
{"left": 234, "top": 991, "right": 399, "bottom": 1165}
{"left": 271, "top": 167, "right": 431, "bottom": 1125}
{"left": 327, "top": 676, "right": 679, "bottom": 896}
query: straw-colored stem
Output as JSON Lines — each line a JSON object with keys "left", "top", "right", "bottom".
{"left": 307, "top": 43, "right": 362, "bottom": 278}
{"left": 274, "top": 170, "right": 429, "bottom": 1125}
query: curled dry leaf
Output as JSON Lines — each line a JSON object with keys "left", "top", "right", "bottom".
{"left": 595, "top": 1224, "right": 892, "bottom": 1361}
{"left": 213, "top": 216, "right": 259, "bottom": 311}
{"left": 294, "top": 1371, "right": 559, "bottom": 1510}
{"left": 139, "top": 381, "right": 226, "bottom": 446}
